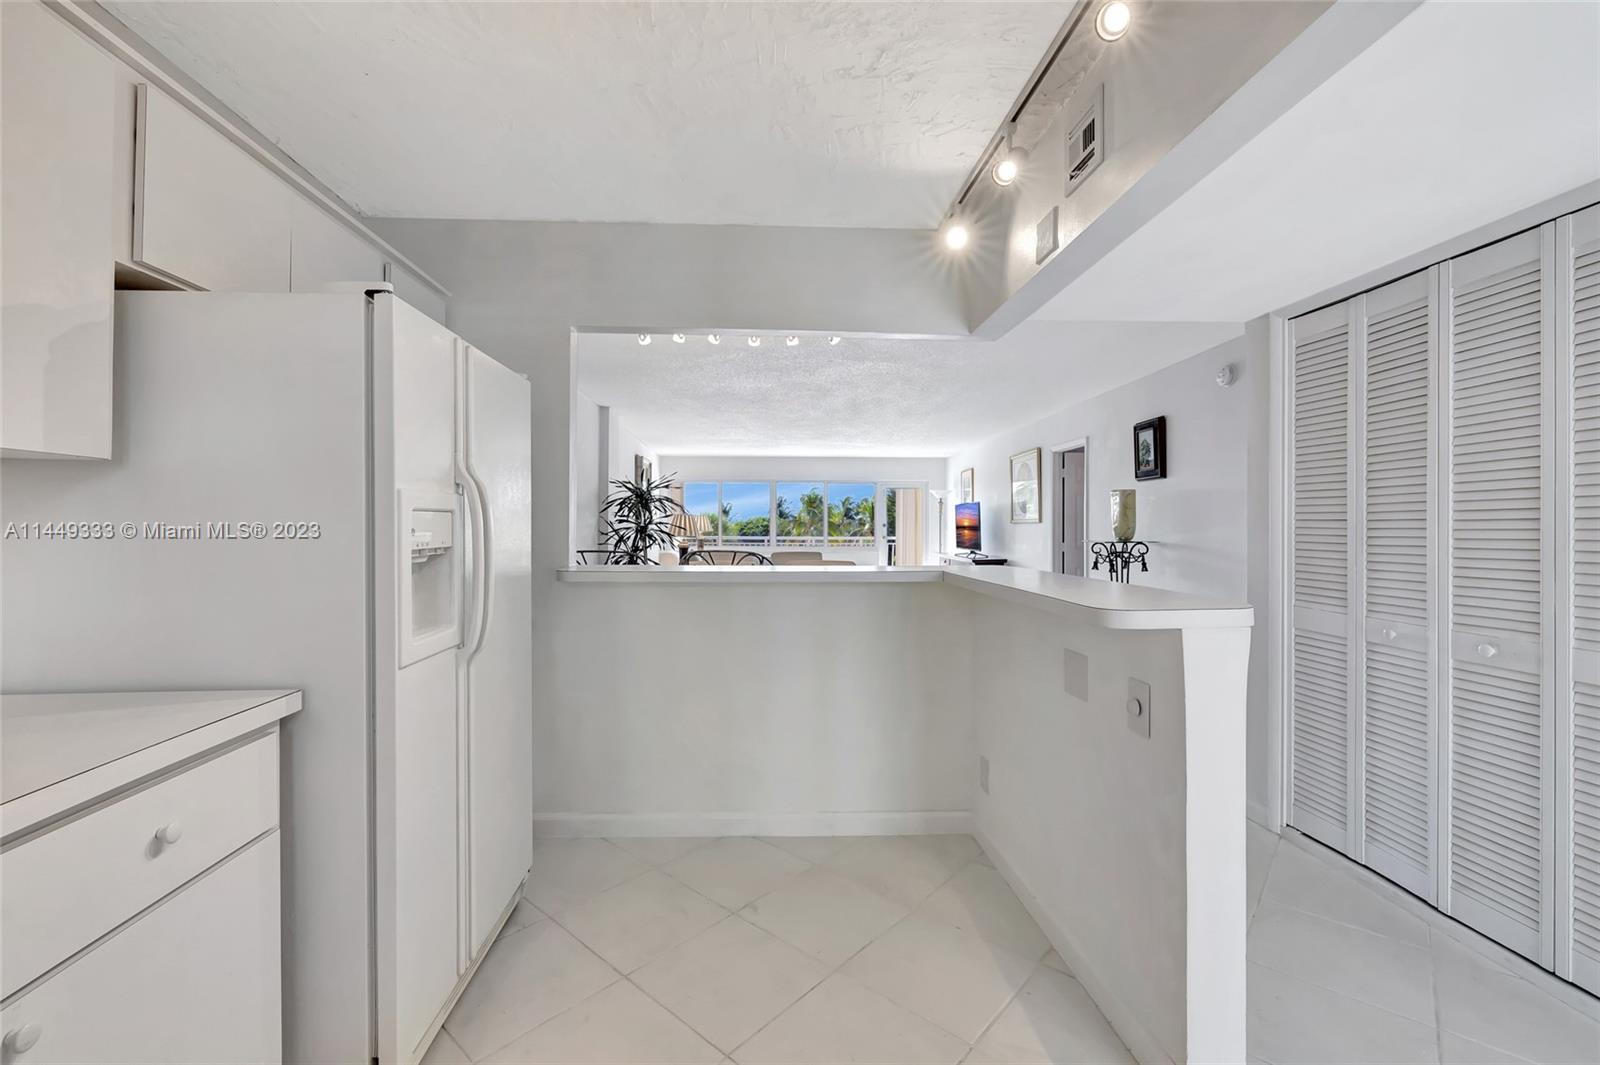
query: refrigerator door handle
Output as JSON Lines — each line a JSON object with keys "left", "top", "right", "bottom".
{"left": 457, "top": 457, "right": 488, "bottom": 655}
{"left": 465, "top": 462, "right": 494, "bottom": 662}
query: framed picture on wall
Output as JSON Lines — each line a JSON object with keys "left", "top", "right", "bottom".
{"left": 1010, "top": 448, "right": 1041, "bottom": 523}
{"left": 1133, "top": 416, "right": 1166, "bottom": 480}
{"left": 960, "top": 467, "right": 975, "bottom": 503}
{"left": 634, "top": 454, "right": 653, "bottom": 484}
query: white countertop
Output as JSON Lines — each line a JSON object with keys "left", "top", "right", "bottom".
{"left": 1, "top": 690, "right": 301, "bottom": 836}
{"left": 557, "top": 564, "right": 1254, "bottom": 630}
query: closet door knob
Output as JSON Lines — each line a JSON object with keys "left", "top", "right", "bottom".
{"left": 4, "top": 1024, "right": 42, "bottom": 1055}
{"left": 1475, "top": 642, "right": 1498, "bottom": 659}
{"left": 154, "top": 821, "right": 183, "bottom": 846}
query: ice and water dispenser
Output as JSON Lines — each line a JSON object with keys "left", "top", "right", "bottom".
{"left": 398, "top": 488, "right": 462, "bottom": 666}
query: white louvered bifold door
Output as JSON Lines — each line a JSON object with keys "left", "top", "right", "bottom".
{"left": 1443, "top": 226, "right": 1555, "bottom": 967}
{"left": 1564, "top": 205, "right": 1600, "bottom": 994}
{"left": 1362, "top": 271, "right": 1438, "bottom": 900}
{"left": 1290, "top": 302, "right": 1357, "bottom": 852}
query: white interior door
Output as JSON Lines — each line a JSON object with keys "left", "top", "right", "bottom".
{"left": 1443, "top": 226, "right": 1553, "bottom": 966}
{"left": 1289, "top": 301, "right": 1357, "bottom": 853}
{"left": 1362, "top": 269, "right": 1438, "bottom": 901}
{"left": 461, "top": 344, "right": 534, "bottom": 957}
{"left": 1053, "top": 447, "right": 1086, "bottom": 577}
{"left": 1563, "top": 205, "right": 1600, "bottom": 993}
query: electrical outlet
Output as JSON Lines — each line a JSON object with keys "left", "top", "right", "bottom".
{"left": 979, "top": 755, "right": 991, "bottom": 795}
{"left": 1127, "top": 677, "right": 1152, "bottom": 738}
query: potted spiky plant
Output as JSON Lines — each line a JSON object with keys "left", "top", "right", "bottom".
{"left": 599, "top": 472, "right": 684, "bottom": 565}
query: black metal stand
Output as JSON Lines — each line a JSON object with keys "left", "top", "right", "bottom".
{"left": 1090, "top": 540, "right": 1150, "bottom": 583}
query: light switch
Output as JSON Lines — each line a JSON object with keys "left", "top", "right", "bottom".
{"left": 1127, "top": 677, "right": 1151, "bottom": 738}
{"left": 1063, "top": 648, "right": 1088, "bottom": 701}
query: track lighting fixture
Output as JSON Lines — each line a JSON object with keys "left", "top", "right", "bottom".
{"left": 707, "top": 333, "right": 722, "bottom": 345}
{"left": 672, "top": 333, "right": 686, "bottom": 343}
{"left": 785, "top": 336, "right": 799, "bottom": 347}
{"left": 828, "top": 336, "right": 842, "bottom": 345}
{"left": 991, "top": 124, "right": 1027, "bottom": 187}
{"left": 747, "top": 336, "right": 762, "bottom": 347}
{"left": 1095, "top": 1, "right": 1131, "bottom": 41}
{"left": 637, "top": 333, "right": 651, "bottom": 346}
{"left": 942, "top": 220, "right": 970, "bottom": 251}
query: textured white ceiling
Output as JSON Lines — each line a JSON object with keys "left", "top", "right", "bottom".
{"left": 108, "top": 1, "right": 1068, "bottom": 227}
{"left": 1032, "top": 0, "right": 1600, "bottom": 322}
{"left": 576, "top": 321, "right": 1241, "bottom": 456}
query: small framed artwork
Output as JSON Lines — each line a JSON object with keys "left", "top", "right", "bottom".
{"left": 634, "top": 454, "right": 654, "bottom": 484}
{"left": 1133, "top": 417, "right": 1166, "bottom": 481}
{"left": 960, "top": 467, "right": 975, "bottom": 503}
{"left": 1010, "top": 448, "right": 1042, "bottom": 523}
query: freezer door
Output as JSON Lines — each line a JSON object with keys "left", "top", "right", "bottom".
{"left": 373, "top": 293, "right": 462, "bottom": 1065}
{"left": 460, "top": 343, "right": 534, "bottom": 957}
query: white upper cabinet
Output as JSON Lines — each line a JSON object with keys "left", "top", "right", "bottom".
{"left": 134, "top": 85, "right": 292, "bottom": 291}
{"left": 291, "top": 195, "right": 387, "bottom": 293}
{"left": 1, "top": 2, "right": 116, "bottom": 459}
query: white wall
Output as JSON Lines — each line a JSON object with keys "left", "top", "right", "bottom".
{"left": 945, "top": 332, "right": 1277, "bottom": 822}
{"left": 573, "top": 392, "right": 603, "bottom": 548}
{"left": 537, "top": 581, "right": 974, "bottom": 834}
{"left": 946, "top": 335, "right": 1252, "bottom": 592}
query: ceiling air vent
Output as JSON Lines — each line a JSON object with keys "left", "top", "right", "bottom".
{"left": 1065, "top": 85, "right": 1105, "bottom": 196}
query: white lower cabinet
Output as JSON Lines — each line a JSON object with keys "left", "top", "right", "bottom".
{"left": 0, "top": 834, "right": 282, "bottom": 1065}
{"left": 0, "top": 694, "right": 298, "bottom": 1065}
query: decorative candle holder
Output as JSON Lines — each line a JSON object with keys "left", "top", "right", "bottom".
{"left": 1094, "top": 489, "right": 1148, "bottom": 583}
{"left": 1090, "top": 540, "right": 1150, "bottom": 583}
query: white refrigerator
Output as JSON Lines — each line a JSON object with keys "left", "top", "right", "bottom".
{"left": 0, "top": 289, "right": 533, "bottom": 1064}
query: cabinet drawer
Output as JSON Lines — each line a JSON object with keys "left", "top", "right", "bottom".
{"left": 1, "top": 734, "right": 278, "bottom": 998}
{"left": 0, "top": 833, "right": 281, "bottom": 1064}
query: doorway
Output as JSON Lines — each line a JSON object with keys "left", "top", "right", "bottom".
{"left": 877, "top": 483, "right": 927, "bottom": 566}
{"left": 1052, "top": 444, "right": 1087, "bottom": 576}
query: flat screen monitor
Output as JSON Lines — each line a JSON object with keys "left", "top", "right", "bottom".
{"left": 955, "top": 503, "right": 980, "bottom": 551}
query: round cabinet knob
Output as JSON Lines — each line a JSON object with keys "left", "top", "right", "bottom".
{"left": 1476, "top": 643, "right": 1498, "bottom": 659}
{"left": 1126, "top": 697, "right": 1145, "bottom": 719}
{"left": 154, "top": 821, "right": 183, "bottom": 846}
{"left": 4, "top": 1024, "right": 42, "bottom": 1055}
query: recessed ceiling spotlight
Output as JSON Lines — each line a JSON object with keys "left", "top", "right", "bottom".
{"left": 942, "top": 221, "right": 969, "bottom": 251}
{"left": 707, "top": 333, "right": 722, "bottom": 345}
{"left": 671, "top": 333, "right": 686, "bottom": 343}
{"left": 785, "top": 335, "right": 799, "bottom": 347}
{"left": 1095, "top": 0, "right": 1131, "bottom": 41}
{"left": 637, "top": 333, "right": 652, "bottom": 346}
{"left": 747, "top": 336, "right": 762, "bottom": 347}
{"left": 828, "top": 336, "right": 842, "bottom": 345}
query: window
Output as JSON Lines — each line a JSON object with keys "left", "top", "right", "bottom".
{"left": 684, "top": 481, "right": 721, "bottom": 540}
{"left": 776, "top": 482, "right": 824, "bottom": 546}
{"left": 720, "top": 482, "right": 771, "bottom": 545}
{"left": 675, "top": 480, "right": 883, "bottom": 550}
{"left": 827, "top": 482, "right": 874, "bottom": 546}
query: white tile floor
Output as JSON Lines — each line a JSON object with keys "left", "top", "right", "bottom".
{"left": 424, "top": 828, "right": 1600, "bottom": 1065}
{"left": 1247, "top": 823, "right": 1600, "bottom": 1065}
{"left": 426, "top": 834, "right": 1130, "bottom": 1065}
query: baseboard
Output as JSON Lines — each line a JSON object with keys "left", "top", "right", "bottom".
{"left": 1246, "top": 798, "right": 1276, "bottom": 831}
{"left": 974, "top": 826, "right": 1175, "bottom": 1065}
{"left": 533, "top": 810, "right": 975, "bottom": 839}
